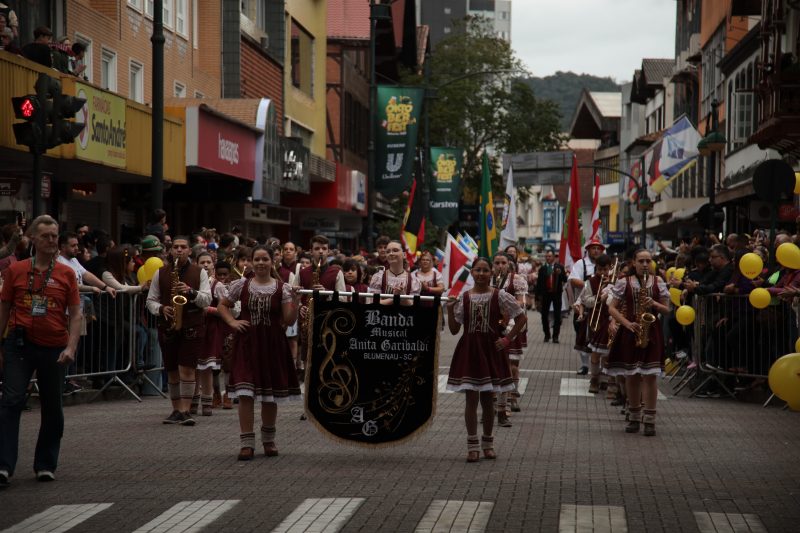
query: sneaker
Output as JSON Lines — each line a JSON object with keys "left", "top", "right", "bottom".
{"left": 643, "top": 423, "right": 656, "bottom": 437}
{"left": 179, "top": 412, "right": 196, "bottom": 426}
{"left": 163, "top": 410, "right": 183, "bottom": 424}
{"left": 543, "top": 336, "right": 550, "bottom": 343}
{"left": 576, "top": 366, "right": 588, "bottom": 375}
{"left": 588, "top": 378, "right": 599, "bottom": 394}
{"left": 497, "top": 411, "right": 512, "bottom": 428}
{"left": 624, "top": 421, "right": 640, "bottom": 433}
{"left": 0, "top": 469, "right": 9, "bottom": 488}
{"left": 508, "top": 398, "right": 521, "bottom": 412}
{"left": 552, "top": 339, "right": 560, "bottom": 344}
{"left": 36, "top": 470, "right": 56, "bottom": 482}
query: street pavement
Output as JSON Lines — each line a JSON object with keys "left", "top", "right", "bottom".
{"left": 1, "top": 309, "right": 799, "bottom": 532}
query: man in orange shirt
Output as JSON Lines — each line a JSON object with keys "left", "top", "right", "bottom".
{"left": 0, "top": 215, "right": 81, "bottom": 488}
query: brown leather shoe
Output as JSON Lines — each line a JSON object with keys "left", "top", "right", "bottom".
{"left": 263, "top": 443, "right": 279, "bottom": 457}
{"left": 212, "top": 392, "right": 222, "bottom": 409}
{"left": 237, "top": 447, "right": 254, "bottom": 461}
{"left": 222, "top": 393, "right": 233, "bottom": 410}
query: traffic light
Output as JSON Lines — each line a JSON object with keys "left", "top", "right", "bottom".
{"left": 11, "top": 95, "right": 43, "bottom": 148}
{"left": 34, "top": 73, "right": 86, "bottom": 149}
{"left": 11, "top": 74, "right": 85, "bottom": 152}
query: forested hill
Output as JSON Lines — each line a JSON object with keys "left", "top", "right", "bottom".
{"left": 521, "top": 71, "right": 621, "bottom": 131}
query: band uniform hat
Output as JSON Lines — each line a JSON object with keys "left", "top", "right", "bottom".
{"left": 584, "top": 237, "right": 606, "bottom": 251}
{"left": 141, "top": 235, "right": 163, "bottom": 252}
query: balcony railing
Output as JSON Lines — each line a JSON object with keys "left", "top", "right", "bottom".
{"left": 750, "top": 71, "right": 800, "bottom": 156}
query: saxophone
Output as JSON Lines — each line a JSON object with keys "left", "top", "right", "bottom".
{"left": 301, "top": 258, "right": 323, "bottom": 342}
{"left": 635, "top": 273, "right": 656, "bottom": 348}
{"left": 169, "top": 257, "right": 188, "bottom": 331}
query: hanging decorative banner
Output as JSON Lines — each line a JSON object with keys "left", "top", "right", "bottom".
{"left": 305, "top": 294, "right": 441, "bottom": 446}
{"left": 375, "top": 86, "right": 424, "bottom": 198}
{"left": 428, "top": 147, "right": 463, "bottom": 227}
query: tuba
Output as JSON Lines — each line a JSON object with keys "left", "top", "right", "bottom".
{"left": 170, "top": 257, "right": 188, "bottom": 331}
{"left": 635, "top": 273, "right": 656, "bottom": 348}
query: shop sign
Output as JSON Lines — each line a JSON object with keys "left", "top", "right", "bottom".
{"left": 0, "top": 178, "right": 21, "bottom": 197}
{"left": 300, "top": 216, "right": 340, "bottom": 232}
{"left": 351, "top": 170, "right": 366, "bottom": 211}
{"left": 75, "top": 82, "right": 127, "bottom": 168}
{"left": 778, "top": 203, "right": 800, "bottom": 222}
{"left": 41, "top": 176, "right": 51, "bottom": 199}
{"left": 187, "top": 107, "right": 257, "bottom": 181}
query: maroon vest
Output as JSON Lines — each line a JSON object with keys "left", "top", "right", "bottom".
{"left": 463, "top": 289, "right": 502, "bottom": 336}
{"left": 158, "top": 261, "right": 204, "bottom": 328}
{"left": 278, "top": 262, "right": 297, "bottom": 283}
{"left": 381, "top": 270, "right": 412, "bottom": 294}
{"left": 298, "top": 264, "right": 341, "bottom": 304}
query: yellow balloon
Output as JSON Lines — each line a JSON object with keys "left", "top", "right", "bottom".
{"left": 768, "top": 353, "right": 800, "bottom": 410}
{"left": 136, "top": 266, "right": 148, "bottom": 285}
{"left": 795, "top": 338, "right": 800, "bottom": 353}
{"left": 666, "top": 267, "right": 676, "bottom": 280}
{"left": 669, "top": 287, "right": 682, "bottom": 307}
{"left": 674, "top": 267, "right": 686, "bottom": 280}
{"left": 749, "top": 287, "right": 771, "bottom": 309}
{"left": 143, "top": 257, "right": 165, "bottom": 281}
{"left": 776, "top": 242, "right": 800, "bottom": 269}
{"left": 650, "top": 260, "right": 657, "bottom": 274}
{"left": 795, "top": 172, "right": 800, "bottom": 195}
{"left": 739, "top": 252, "right": 763, "bottom": 280}
{"left": 675, "top": 305, "right": 695, "bottom": 326}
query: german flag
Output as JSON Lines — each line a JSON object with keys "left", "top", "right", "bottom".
{"left": 401, "top": 177, "right": 426, "bottom": 265}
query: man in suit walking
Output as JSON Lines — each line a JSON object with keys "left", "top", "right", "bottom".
{"left": 535, "top": 249, "right": 567, "bottom": 343}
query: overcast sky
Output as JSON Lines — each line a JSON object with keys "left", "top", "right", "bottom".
{"left": 511, "top": 0, "right": 677, "bottom": 83}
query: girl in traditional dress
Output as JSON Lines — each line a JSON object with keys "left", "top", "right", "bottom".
{"left": 447, "top": 257, "right": 527, "bottom": 462}
{"left": 491, "top": 252, "right": 528, "bottom": 422}
{"left": 606, "top": 249, "right": 670, "bottom": 436}
{"left": 217, "top": 246, "right": 301, "bottom": 460}
{"left": 368, "top": 240, "right": 420, "bottom": 304}
{"left": 189, "top": 251, "right": 219, "bottom": 416}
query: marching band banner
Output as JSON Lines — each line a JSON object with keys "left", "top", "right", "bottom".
{"left": 429, "top": 147, "right": 463, "bottom": 227}
{"left": 375, "top": 86, "right": 424, "bottom": 198}
{"left": 305, "top": 294, "right": 441, "bottom": 446}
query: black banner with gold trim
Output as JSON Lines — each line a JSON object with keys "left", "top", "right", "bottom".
{"left": 304, "top": 294, "right": 440, "bottom": 446}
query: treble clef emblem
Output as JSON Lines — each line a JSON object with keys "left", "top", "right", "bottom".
{"left": 317, "top": 309, "right": 358, "bottom": 413}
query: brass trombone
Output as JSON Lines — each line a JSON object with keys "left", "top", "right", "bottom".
{"left": 589, "top": 258, "right": 619, "bottom": 333}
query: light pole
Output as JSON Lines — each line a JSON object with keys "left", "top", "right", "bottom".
{"left": 151, "top": 0, "right": 164, "bottom": 213}
{"left": 697, "top": 99, "right": 726, "bottom": 233}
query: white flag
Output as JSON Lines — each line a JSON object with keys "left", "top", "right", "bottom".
{"left": 500, "top": 166, "right": 517, "bottom": 249}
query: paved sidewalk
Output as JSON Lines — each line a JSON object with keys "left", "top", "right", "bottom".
{"left": 1, "top": 308, "right": 799, "bottom": 532}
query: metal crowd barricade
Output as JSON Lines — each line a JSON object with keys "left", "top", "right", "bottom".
{"left": 677, "top": 293, "right": 798, "bottom": 403}
{"left": 65, "top": 291, "right": 167, "bottom": 402}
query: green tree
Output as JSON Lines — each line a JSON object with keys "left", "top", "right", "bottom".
{"left": 427, "top": 16, "right": 563, "bottom": 196}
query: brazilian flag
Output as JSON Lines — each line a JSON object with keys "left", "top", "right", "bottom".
{"left": 479, "top": 153, "right": 497, "bottom": 258}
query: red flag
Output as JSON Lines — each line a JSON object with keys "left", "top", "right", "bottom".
{"left": 442, "top": 232, "right": 473, "bottom": 288}
{"left": 448, "top": 267, "right": 471, "bottom": 298}
{"left": 590, "top": 173, "right": 601, "bottom": 241}
{"left": 559, "top": 154, "right": 582, "bottom": 268}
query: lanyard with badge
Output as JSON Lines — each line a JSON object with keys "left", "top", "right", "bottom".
{"left": 28, "top": 258, "right": 55, "bottom": 317}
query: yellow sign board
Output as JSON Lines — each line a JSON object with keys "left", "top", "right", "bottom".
{"left": 74, "top": 82, "right": 127, "bottom": 168}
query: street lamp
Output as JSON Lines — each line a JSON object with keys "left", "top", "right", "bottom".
{"left": 697, "top": 99, "right": 726, "bottom": 231}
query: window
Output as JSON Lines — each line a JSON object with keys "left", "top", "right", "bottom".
{"left": 290, "top": 19, "right": 314, "bottom": 96}
{"left": 174, "top": 81, "right": 186, "bottom": 98}
{"left": 74, "top": 33, "right": 93, "bottom": 83}
{"left": 192, "top": 0, "right": 198, "bottom": 48}
{"left": 444, "top": 7, "right": 451, "bottom": 14}
{"left": 176, "top": 0, "right": 187, "bottom": 36}
{"left": 130, "top": 60, "right": 144, "bottom": 103}
{"left": 194, "top": 90, "right": 204, "bottom": 98}
{"left": 728, "top": 61, "right": 756, "bottom": 150}
{"left": 444, "top": 27, "right": 451, "bottom": 34}
{"left": 163, "top": 0, "right": 173, "bottom": 29}
{"left": 290, "top": 121, "right": 313, "bottom": 148}
{"left": 100, "top": 48, "right": 117, "bottom": 92}
{"left": 128, "top": 0, "right": 143, "bottom": 11}
{"left": 145, "top": 0, "right": 154, "bottom": 17}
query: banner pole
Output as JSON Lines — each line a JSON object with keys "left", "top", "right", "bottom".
{"left": 296, "top": 290, "right": 451, "bottom": 302}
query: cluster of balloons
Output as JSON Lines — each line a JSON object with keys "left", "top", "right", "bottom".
{"left": 768, "top": 351, "right": 800, "bottom": 411}
{"left": 742, "top": 242, "right": 800, "bottom": 309}
{"left": 136, "top": 257, "right": 165, "bottom": 284}
{"left": 666, "top": 267, "right": 686, "bottom": 307}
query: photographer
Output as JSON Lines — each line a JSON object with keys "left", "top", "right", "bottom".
{"left": 0, "top": 215, "right": 82, "bottom": 487}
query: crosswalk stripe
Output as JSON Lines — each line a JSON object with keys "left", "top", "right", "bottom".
{"left": 559, "top": 378, "right": 667, "bottom": 400}
{"left": 415, "top": 500, "right": 493, "bottom": 533}
{"left": 271, "top": 498, "right": 364, "bottom": 533}
{"left": 1, "top": 503, "right": 114, "bottom": 533}
{"left": 693, "top": 512, "right": 767, "bottom": 533}
{"left": 559, "top": 504, "right": 627, "bottom": 533}
{"left": 438, "top": 375, "right": 528, "bottom": 395}
{"left": 132, "top": 500, "right": 239, "bottom": 533}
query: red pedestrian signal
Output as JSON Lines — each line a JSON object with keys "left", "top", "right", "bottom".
{"left": 11, "top": 95, "right": 40, "bottom": 121}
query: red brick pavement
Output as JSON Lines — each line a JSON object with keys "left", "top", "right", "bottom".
{"left": 1, "top": 309, "right": 799, "bottom": 532}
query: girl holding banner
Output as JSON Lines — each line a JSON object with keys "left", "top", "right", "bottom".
{"left": 217, "top": 246, "right": 302, "bottom": 460}
{"left": 446, "top": 257, "right": 527, "bottom": 463}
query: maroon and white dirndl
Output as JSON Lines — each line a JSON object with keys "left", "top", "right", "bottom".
{"left": 447, "top": 290, "right": 514, "bottom": 392}
{"left": 606, "top": 276, "right": 665, "bottom": 376}
{"left": 588, "top": 308, "right": 611, "bottom": 355}
{"left": 228, "top": 279, "right": 301, "bottom": 402}
{"left": 198, "top": 280, "right": 226, "bottom": 370}
{"left": 497, "top": 272, "right": 527, "bottom": 361}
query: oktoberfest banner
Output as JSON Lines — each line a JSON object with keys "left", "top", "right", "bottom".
{"left": 305, "top": 294, "right": 441, "bottom": 446}
{"left": 376, "top": 86, "right": 424, "bottom": 198}
{"left": 429, "top": 147, "right": 463, "bottom": 227}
